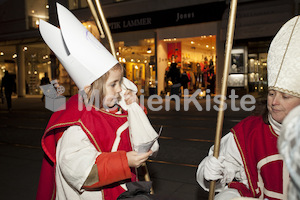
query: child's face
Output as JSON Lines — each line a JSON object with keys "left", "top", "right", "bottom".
{"left": 103, "top": 69, "right": 122, "bottom": 108}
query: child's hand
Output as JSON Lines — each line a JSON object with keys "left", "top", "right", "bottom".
{"left": 124, "top": 90, "right": 138, "bottom": 105}
{"left": 126, "top": 150, "right": 152, "bottom": 168}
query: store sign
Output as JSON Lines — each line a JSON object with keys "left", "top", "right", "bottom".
{"left": 123, "top": 18, "right": 152, "bottom": 28}
{"left": 176, "top": 12, "right": 195, "bottom": 22}
{"left": 107, "top": 2, "right": 226, "bottom": 33}
{"left": 109, "top": 18, "right": 152, "bottom": 29}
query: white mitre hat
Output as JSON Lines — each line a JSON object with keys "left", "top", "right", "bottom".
{"left": 267, "top": 15, "right": 300, "bottom": 97}
{"left": 39, "top": 3, "right": 118, "bottom": 90}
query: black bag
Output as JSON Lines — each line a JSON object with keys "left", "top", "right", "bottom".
{"left": 117, "top": 181, "right": 157, "bottom": 200}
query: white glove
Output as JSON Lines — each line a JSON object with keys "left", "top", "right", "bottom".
{"left": 203, "top": 155, "right": 225, "bottom": 181}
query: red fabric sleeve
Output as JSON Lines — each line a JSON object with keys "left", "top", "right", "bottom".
{"left": 84, "top": 151, "right": 131, "bottom": 189}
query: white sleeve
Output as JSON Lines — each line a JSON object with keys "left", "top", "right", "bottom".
{"left": 56, "top": 125, "right": 101, "bottom": 192}
{"left": 196, "top": 132, "right": 248, "bottom": 192}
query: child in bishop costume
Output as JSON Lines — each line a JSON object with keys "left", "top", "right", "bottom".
{"left": 36, "top": 4, "right": 154, "bottom": 200}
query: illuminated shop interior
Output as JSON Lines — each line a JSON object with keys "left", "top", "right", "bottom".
{"left": 162, "top": 35, "right": 216, "bottom": 95}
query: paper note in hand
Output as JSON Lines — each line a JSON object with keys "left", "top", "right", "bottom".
{"left": 136, "top": 126, "right": 162, "bottom": 154}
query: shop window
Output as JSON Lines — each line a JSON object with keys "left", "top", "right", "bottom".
{"left": 247, "top": 53, "right": 268, "bottom": 94}
{"left": 163, "top": 35, "right": 216, "bottom": 96}
{"left": 68, "top": 0, "right": 88, "bottom": 10}
{"left": 226, "top": 48, "right": 249, "bottom": 96}
{"left": 26, "top": 0, "right": 49, "bottom": 29}
{"left": 24, "top": 43, "right": 51, "bottom": 95}
{"left": 0, "top": 47, "right": 17, "bottom": 95}
{"left": 228, "top": 48, "right": 246, "bottom": 87}
{"left": 58, "top": 63, "right": 76, "bottom": 96}
{"left": 0, "top": 60, "right": 16, "bottom": 96}
{"left": 115, "top": 38, "right": 156, "bottom": 96}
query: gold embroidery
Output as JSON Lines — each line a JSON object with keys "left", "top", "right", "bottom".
{"left": 102, "top": 190, "right": 105, "bottom": 199}
{"left": 268, "top": 125, "right": 278, "bottom": 138}
{"left": 232, "top": 129, "right": 256, "bottom": 197}
{"left": 45, "top": 121, "right": 80, "bottom": 134}
{"left": 91, "top": 105, "right": 128, "bottom": 118}
{"left": 78, "top": 119, "right": 102, "bottom": 152}
{"left": 273, "top": 16, "right": 300, "bottom": 86}
{"left": 51, "top": 185, "right": 55, "bottom": 200}
{"left": 268, "top": 86, "right": 300, "bottom": 98}
{"left": 45, "top": 118, "right": 103, "bottom": 153}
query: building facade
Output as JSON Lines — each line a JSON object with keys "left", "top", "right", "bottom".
{"left": 0, "top": 0, "right": 296, "bottom": 98}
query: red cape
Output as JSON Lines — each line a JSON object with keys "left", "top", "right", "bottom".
{"left": 36, "top": 95, "right": 136, "bottom": 200}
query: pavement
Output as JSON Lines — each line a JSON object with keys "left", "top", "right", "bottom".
{"left": 0, "top": 94, "right": 252, "bottom": 200}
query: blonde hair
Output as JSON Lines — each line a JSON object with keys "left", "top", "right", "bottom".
{"left": 86, "top": 63, "right": 124, "bottom": 108}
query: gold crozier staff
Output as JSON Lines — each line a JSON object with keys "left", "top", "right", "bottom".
{"left": 86, "top": 0, "right": 116, "bottom": 58}
{"left": 208, "top": 0, "right": 238, "bottom": 199}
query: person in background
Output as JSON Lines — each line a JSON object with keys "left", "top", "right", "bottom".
{"left": 201, "top": 57, "right": 209, "bottom": 90}
{"left": 167, "top": 62, "right": 181, "bottom": 96}
{"left": 196, "top": 15, "right": 300, "bottom": 200}
{"left": 1, "top": 71, "right": 15, "bottom": 111}
{"left": 36, "top": 4, "right": 152, "bottom": 200}
{"left": 40, "top": 72, "right": 50, "bottom": 102}
{"left": 180, "top": 71, "right": 190, "bottom": 90}
{"left": 207, "top": 72, "right": 216, "bottom": 95}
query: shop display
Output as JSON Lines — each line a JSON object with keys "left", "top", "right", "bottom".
{"left": 228, "top": 74, "right": 245, "bottom": 87}
{"left": 114, "top": 38, "right": 156, "bottom": 96}
{"left": 230, "top": 53, "right": 244, "bottom": 73}
{"left": 58, "top": 63, "right": 77, "bottom": 96}
{"left": 164, "top": 36, "right": 216, "bottom": 95}
{"left": 247, "top": 53, "right": 268, "bottom": 93}
{"left": 228, "top": 48, "right": 247, "bottom": 89}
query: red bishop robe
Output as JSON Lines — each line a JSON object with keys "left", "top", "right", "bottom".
{"left": 228, "top": 116, "right": 288, "bottom": 199}
{"left": 36, "top": 94, "right": 137, "bottom": 200}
